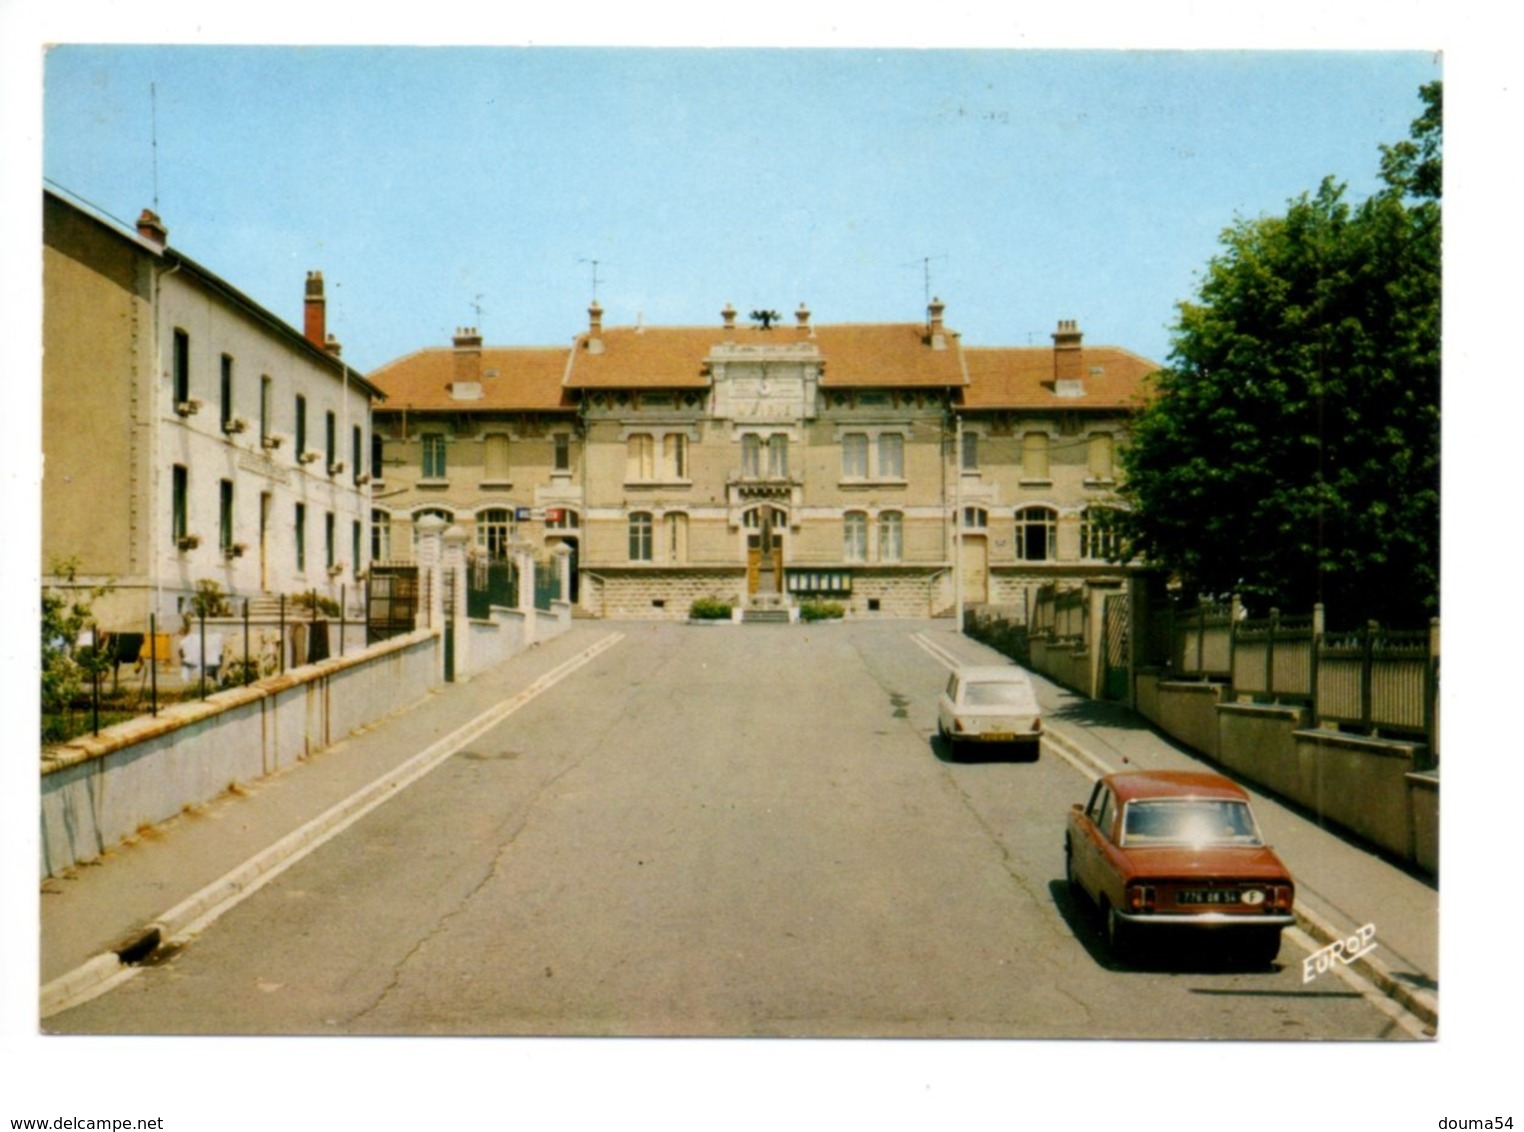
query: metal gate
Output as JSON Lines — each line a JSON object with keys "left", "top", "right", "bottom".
{"left": 1102, "top": 591, "right": 1130, "bottom": 701}
{"left": 367, "top": 565, "right": 419, "bottom": 644}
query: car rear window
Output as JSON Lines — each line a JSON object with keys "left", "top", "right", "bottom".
{"left": 963, "top": 681, "right": 1035, "bottom": 708}
{"left": 1121, "top": 800, "right": 1262, "bottom": 847}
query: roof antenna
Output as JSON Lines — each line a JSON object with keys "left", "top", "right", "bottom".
{"left": 150, "top": 81, "right": 160, "bottom": 212}
{"left": 902, "top": 253, "right": 947, "bottom": 311}
{"left": 471, "top": 293, "right": 485, "bottom": 331}
{"left": 579, "top": 258, "right": 609, "bottom": 302}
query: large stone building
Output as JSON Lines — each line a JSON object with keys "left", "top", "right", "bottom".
{"left": 42, "top": 188, "right": 381, "bottom": 629}
{"left": 368, "top": 299, "right": 1157, "bottom": 620}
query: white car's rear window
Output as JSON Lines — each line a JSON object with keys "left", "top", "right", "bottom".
{"left": 963, "top": 681, "right": 1035, "bottom": 708}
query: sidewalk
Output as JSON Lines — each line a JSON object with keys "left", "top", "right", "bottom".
{"left": 40, "top": 624, "right": 624, "bottom": 999}
{"left": 926, "top": 624, "right": 1440, "bottom": 1028}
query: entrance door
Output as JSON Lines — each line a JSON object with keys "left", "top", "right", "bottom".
{"left": 960, "top": 534, "right": 989, "bottom": 605}
{"left": 745, "top": 506, "right": 785, "bottom": 596}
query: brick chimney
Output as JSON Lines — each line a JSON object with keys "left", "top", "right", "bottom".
{"left": 136, "top": 209, "right": 167, "bottom": 249}
{"left": 1053, "top": 319, "right": 1085, "bottom": 396}
{"left": 928, "top": 296, "right": 947, "bottom": 350}
{"left": 722, "top": 303, "right": 737, "bottom": 343}
{"left": 795, "top": 302, "right": 813, "bottom": 338}
{"left": 453, "top": 326, "right": 482, "bottom": 387}
{"left": 586, "top": 300, "right": 604, "bottom": 355}
{"left": 304, "top": 272, "right": 326, "bottom": 348}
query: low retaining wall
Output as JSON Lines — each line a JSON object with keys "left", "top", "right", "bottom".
{"left": 1132, "top": 674, "right": 1436, "bottom": 874}
{"left": 40, "top": 629, "right": 440, "bottom": 878}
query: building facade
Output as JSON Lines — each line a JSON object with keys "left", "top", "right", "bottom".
{"left": 42, "top": 189, "right": 381, "bottom": 630}
{"left": 368, "top": 299, "right": 1157, "bottom": 621}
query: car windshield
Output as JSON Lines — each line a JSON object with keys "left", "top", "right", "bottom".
{"left": 963, "top": 681, "right": 1033, "bottom": 707}
{"left": 1121, "top": 799, "right": 1262, "bottom": 847}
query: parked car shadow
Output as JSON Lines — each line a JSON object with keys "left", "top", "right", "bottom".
{"left": 1046, "top": 698, "right": 1156, "bottom": 733}
{"left": 1047, "top": 879, "right": 1286, "bottom": 974}
{"left": 929, "top": 733, "right": 1041, "bottom": 765}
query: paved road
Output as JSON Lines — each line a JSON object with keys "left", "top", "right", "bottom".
{"left": 47, "top": 620, "right": 1412, "bottom": 1038}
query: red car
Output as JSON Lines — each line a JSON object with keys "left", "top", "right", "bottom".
{"left": 1064, "top": 770, "right": 1295, "bottom": 964}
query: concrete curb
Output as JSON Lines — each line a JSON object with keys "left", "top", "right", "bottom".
{"left": 40, "top": 630, "right": 625, "bottom": 1021}
{"left": 1041, "top": 722, "right": 1438, "bottom": 1032}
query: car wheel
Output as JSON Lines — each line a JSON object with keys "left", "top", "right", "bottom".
{"left": 1104, "top": 901, "right": 1132, "bottom": 960}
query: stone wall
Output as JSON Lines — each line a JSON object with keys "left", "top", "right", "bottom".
{"left": 40, "top": 628, "right": 440, "bottom": 878}
{"left": 587, "top": 568, "right": 747, "bottom": 619}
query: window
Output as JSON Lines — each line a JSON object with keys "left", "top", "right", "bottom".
{"left": 546, "top": 508, "right": 579, "bottom": 531}
{"left": 352, "top": 520, "right": 362, "bottom": 576}
{"left": 961, "top": 431, "right": 979, "bottom": 471}
{"left": 371, "top": 433, "right": 384, "bottom": 481}
{"left": 483, "top": 434, "right": 510, "bottom": 483}
{"left": 325, "top": 411, "right": 337, "bottom": 471}
{"left": 172, "top": 465, "right": 188, "bottom": 543}
{"left": 372, "top": 509, "right": 391, "bottom": 561}
{"left": 260, "top": 376, "right": 272, "bottom": 444}
{"left": 353, "top": 425, "right": 364, "bottom": 485}
{"left": 666, "top": 512, "right": 688, "bottom": 563}
{"left": 842, "top": 433, "right": 869, "bottom": 478}
{"left": 1016, "top": 506, "right": 1057, "bottom": 561}
{"left": 1081, "top": 507, "right": 1121, "bottom": 561}
{"left": 295, "top": 395, "right": 308, "bottom": 461}
{"left": 295, "top": 503, "right": 307, "bottom": 571}
{"left": 1022, "top": 432, "right": 1050, "bottom": 480}
{"left": 422, "top": 434, "right": 447, "bottom": 479}
{"left": 878, "top": 511, "right": 903, "bottom": 563}
{"left": 626, "top": 434, "right": 654, "bottom": 481}
{"left": 878, "top": 433, "right": 904, "bottom": 479}
{"left": 173, "top": 329, "right": 190, "bottom": 404}
{"left": 844, "top": 511, "right": 868, "bottom": 563}
{"left": 220, "top": 355, "right": 234, "bottom": 429}
{"left": 553, "top": 432, "right": 571, "bottom": 472}
{"left": 962, "top": 506, "right": 988, "bottom": 529}
{"left": 663, "top": 433, "right": 688, "bottom": 479}
{"left": 476, "top": 508, "right": 514, "bottom": 559}
{"left": 629, "top": 512, "right": 653, "bottom": 562}
{"left": 219, "top": 479, "right": 234, "bottom": 553}
{"left": 1087, "top": 433, "right": 1115, "bottom": 481}
{"left": 768, "top": 434, "right": 789, "bottom": 478}
{"left": 741, "top": 434, "right": 762, "bottom": 477}
{"left": 325, "top": 511, "right": 336, "bottom": 569}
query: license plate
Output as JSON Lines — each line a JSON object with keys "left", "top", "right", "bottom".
{"left": 980, "top": 732, "right": 1016, "bottom": 742}
{"left": 1179, "top": 889, "right": 1241, "bottom": 905}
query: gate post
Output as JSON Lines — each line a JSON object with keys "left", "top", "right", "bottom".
{"left": 443, "top": 524, "right": 470, "bottom": 681}
{"left": 415, "top": 515, "right": 446, "bottom": 679}
{"left": 511, "top": 541, "right": 537, "bottom": 646}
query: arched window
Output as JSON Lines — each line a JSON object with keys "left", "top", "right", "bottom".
{"left": 878, "top": 511, "right": 904, "bottom": 563}
{"left": 1080, "top": 507, "right": 1121, "bottom": 561}
{"left": 1015, "top": 506, "right": 1057, "bottom": 561}
{"left": 628, "top": 512, "right": 653, "bottom": 562}
{"left": 844, "top": 511, "right": 868, "bottom": 563}
{"left": 476, "top": 508, "right": 514, "bottom": 559}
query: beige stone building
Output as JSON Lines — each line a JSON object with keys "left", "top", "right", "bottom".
{"left": 42, "top": 189, "right": 381, "bottom": 630}
{"left": 368, "top": 299, "right": 1157, "bottom": 620}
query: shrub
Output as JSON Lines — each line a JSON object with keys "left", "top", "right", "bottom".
{"left": 689, "top": 597, "right": 733, "bottom": 621}
{"left": 799, "top": 600, "right": 845, "bottom": 622}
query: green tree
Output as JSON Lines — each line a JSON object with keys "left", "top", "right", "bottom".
{"left": 41, "top": 558, "right": 114, "bottom": 740}
{"left": 1116, "top": 83, "right": 1440, "bottom": 625}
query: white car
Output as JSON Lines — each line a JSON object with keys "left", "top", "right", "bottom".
{"left": 936, "top": 665, "right": 1042, "bottom": 759}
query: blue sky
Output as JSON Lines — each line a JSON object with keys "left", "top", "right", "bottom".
{"left": 40, "top": 46, "right": 1438, "bottom": 372}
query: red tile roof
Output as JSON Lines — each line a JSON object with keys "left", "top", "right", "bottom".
{"left": 562, "top": 322, "right": 968, "bottom": 390}
{"left": 368, "top": 347, "right": 574, "bottom": 412}
{"left": 960, "top": 345, "right": 1159, "bottom": 410}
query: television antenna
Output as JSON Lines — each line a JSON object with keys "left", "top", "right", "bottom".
{"left": 578, "top": 258, "right": 610, "bottom": 301}
{"left": 902, "top": 254, "right": 948, "bottom": 309}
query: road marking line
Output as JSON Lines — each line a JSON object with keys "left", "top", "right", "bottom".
{"left": 41, "top": 631, "right": 625, "bottom": 1019}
